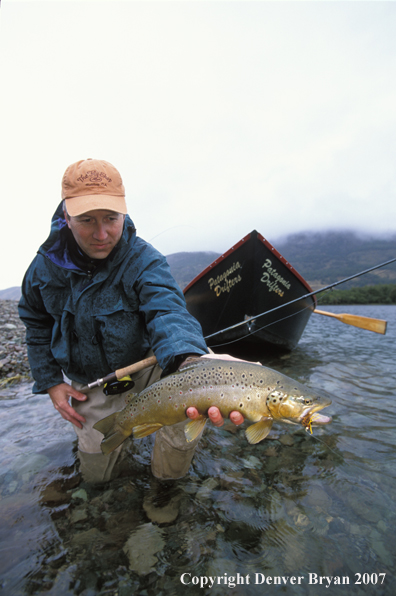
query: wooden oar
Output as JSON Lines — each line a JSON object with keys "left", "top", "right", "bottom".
{"left": 314, "top": 309, "right": 387, "bottom": 334}
{"left": 81, "top": 355, "right": 158, "bottom": 391}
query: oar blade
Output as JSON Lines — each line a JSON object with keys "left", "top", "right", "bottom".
{"left": 339, "top": 313, "right": 387, "bottom": 335}
{"left": 315, "top": 309, "right": 387, "bottom": 335}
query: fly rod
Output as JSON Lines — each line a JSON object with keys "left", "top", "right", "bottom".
{"left": 81, "top": 355, "right": 158, "bottom": 391}
{"left": 204, "top": 257, "right": 396, "bottom": 341}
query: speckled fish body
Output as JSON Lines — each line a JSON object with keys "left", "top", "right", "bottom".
{"left": 93, "top": 358, "right": 332, "bottom": 455}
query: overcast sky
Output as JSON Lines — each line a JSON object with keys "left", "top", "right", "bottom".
{"left": 1, "top": 0, "right": 395, "bottom": 290}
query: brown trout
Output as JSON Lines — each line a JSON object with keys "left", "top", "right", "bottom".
{"left": 93, "top": 358, "right": 332, "bottom": 455}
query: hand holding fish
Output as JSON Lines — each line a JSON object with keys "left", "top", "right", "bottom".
{"left": 185, "top": 353, "right": 259, "bottom": 427}
{"left": 194, "top": 353, "right": 260, "bottom": 426}
{"left": 187, "top": 405, "right": 244, "bottom": 427}
{"left": 47, "top": 383, "right": 87, "bottom": 429}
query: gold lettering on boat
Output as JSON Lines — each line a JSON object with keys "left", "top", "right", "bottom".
{"left": 260, "top": 259, "right": 291, "bottom": 297}
{"left": 208, "top": 262, "right": 242, "bottom": 297}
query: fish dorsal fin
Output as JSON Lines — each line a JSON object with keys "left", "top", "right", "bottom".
{"left": 177, "top": 356, "right": 202, "bottom": 372}
{"left": 184, "top": 416, "right": 207, "bottom": 442}
{"left": 133, "top": 423, "right": 163, "bottom": 439}
{"left": 245, "top": 418, "right": 273, "bottom": 444}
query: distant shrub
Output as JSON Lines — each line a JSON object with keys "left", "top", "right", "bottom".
{"left": 320, "top": 284, "right": 396, "bottom": 305}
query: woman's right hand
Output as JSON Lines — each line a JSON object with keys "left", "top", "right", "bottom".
{"left": 47, "top": 383, "right": 87, "bottom": 429}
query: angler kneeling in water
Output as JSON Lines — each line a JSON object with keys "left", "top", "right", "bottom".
{"left": 19, "top": 158, "right": 245, "bottom": 483}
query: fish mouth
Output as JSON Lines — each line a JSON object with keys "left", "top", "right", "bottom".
{"left": 301, "top": 405, "right": 332, "bottom": 426}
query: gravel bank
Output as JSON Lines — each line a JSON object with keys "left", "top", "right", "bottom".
{"left": 0, "top": 299, "right": 32, "bottom": 384}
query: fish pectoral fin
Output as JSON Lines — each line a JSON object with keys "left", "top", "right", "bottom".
{"left": 133, "top": 423, "right": 163, "bottom": 439}
{"left": 184, "top": 416, "right": 207, "bottom": 442}
{"left": 245, "top": 418, "right": 273, "bottom": 444}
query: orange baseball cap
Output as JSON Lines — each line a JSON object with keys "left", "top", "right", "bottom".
{"left": 61, "top": 159, "right": 127, "bottom": 216}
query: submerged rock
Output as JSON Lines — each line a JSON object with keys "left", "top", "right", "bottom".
{"left": 71, "top": 488, "right": 88, "bottom": 502}
{"left": 70, "top": 527, "right": 104, "bottom": 546}
{"left": 143, "top": 491, "right": 182, "bottom": 524}
{"left": 195, "top": 477, "right": 218, "bottom": 499}
{"left": 123, "top": 523, "right": 165, "bottom": 575}
{"left": 70, "top": 507, "right": 89, "bottom": 523}
{"left": 242, "top": 455, "right": 262, "bottom": 469}
{"left": 278, "top": 434, "right": 295, "bottom": 446}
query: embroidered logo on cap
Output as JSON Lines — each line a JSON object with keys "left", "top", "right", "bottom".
{"left": 77, "top": 170, "right": 112, "bottom": 187}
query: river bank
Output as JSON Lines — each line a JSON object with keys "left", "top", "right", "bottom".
{"left": 320, "top": 283, "right": 396, "bottom": 305}
{"left": 0, "top": 299, "right": 32, "bottom": 384}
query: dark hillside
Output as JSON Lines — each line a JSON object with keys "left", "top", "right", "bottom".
{"left": 275, "top": 231, "right": 396, "bottom": 289}
{"left": 0, "top": 287, "right": 21, "bottom": 301}
{"left": 166, "top": 251, "right": 220, "bottom": 290}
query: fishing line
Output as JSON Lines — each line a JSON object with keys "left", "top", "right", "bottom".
{"left": 305, "top": 431, "right": 352, "bottom": 468}
{"left": 204, "top": 257, "right": 396, "bottom": 348}
{"left": 206, "top": 290, "right": 334, "bottom": 349}
{"left": 149, "top": 225, "right": 195, "bottom": 243}
{"left": 306, "top": 431, "right": 339, "bottom": 454}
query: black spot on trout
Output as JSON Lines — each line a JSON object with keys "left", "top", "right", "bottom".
{"left": 93, "top": 358, "right": 332, "bottom": 455}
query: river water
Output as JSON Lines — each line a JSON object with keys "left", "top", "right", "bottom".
{"left": 1, "top": 305, "right": 395, "bottom": 596}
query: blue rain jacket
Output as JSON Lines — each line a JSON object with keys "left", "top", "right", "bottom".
{"left": 19, "top": 204, "right": 208, "bottom": 393}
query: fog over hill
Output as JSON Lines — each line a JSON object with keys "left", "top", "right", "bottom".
{"left": 275, "top": 231, "right": 396, "bottom": 290}
{"left": 167, "top": 231, "right": 396, "bottom": 290}
{"left": 1, "top": 231, "right": 395, "bottom": 299}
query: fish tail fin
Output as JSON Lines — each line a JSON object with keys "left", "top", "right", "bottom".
{"left": 93, "top": 413, "right": 128, "bottom": 455}
{"left": 93, "top": 412, "right": 118, "bottom": 436}
{"left": 100, "top": 431, "right": 127, "bottom": 455}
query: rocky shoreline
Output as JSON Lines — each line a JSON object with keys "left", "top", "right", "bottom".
{"left": 0, "top": 299, "right": 32, "bottom": 384}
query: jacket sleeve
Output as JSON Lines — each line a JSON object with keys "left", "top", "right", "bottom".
{"left": 133, "top": 247, "right": 209, "bottom": 373}
{"left": 18, "top": 261, "right": 64, "bottom": 394}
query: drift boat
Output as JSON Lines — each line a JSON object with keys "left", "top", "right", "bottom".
{"left": 183, "top": 230, "right": 316, "bottom": 355}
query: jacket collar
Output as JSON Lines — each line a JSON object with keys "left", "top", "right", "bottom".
{"left": 39, "top": 202, "right": 137, "bottom": 271}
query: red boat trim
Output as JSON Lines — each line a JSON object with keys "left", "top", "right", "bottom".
{"left": 256, "top": 232, "right": 314, "bottom": 295}
{"left": 183, "top": 231, "right": 252, "bottom": 293}
{"left": 183, "top": 230, "right": 314, "bottom": 297}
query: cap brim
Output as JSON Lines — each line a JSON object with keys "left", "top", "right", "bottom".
{"left": 64, "top": 194, "right": 127, "bottom": 217}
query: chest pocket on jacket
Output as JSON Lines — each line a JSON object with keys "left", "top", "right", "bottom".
{"left": 92, "top": 295, "right": 147, "bottom": 369}
{"left": 42, "top": 288, "right": 74, "bottom": 319}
